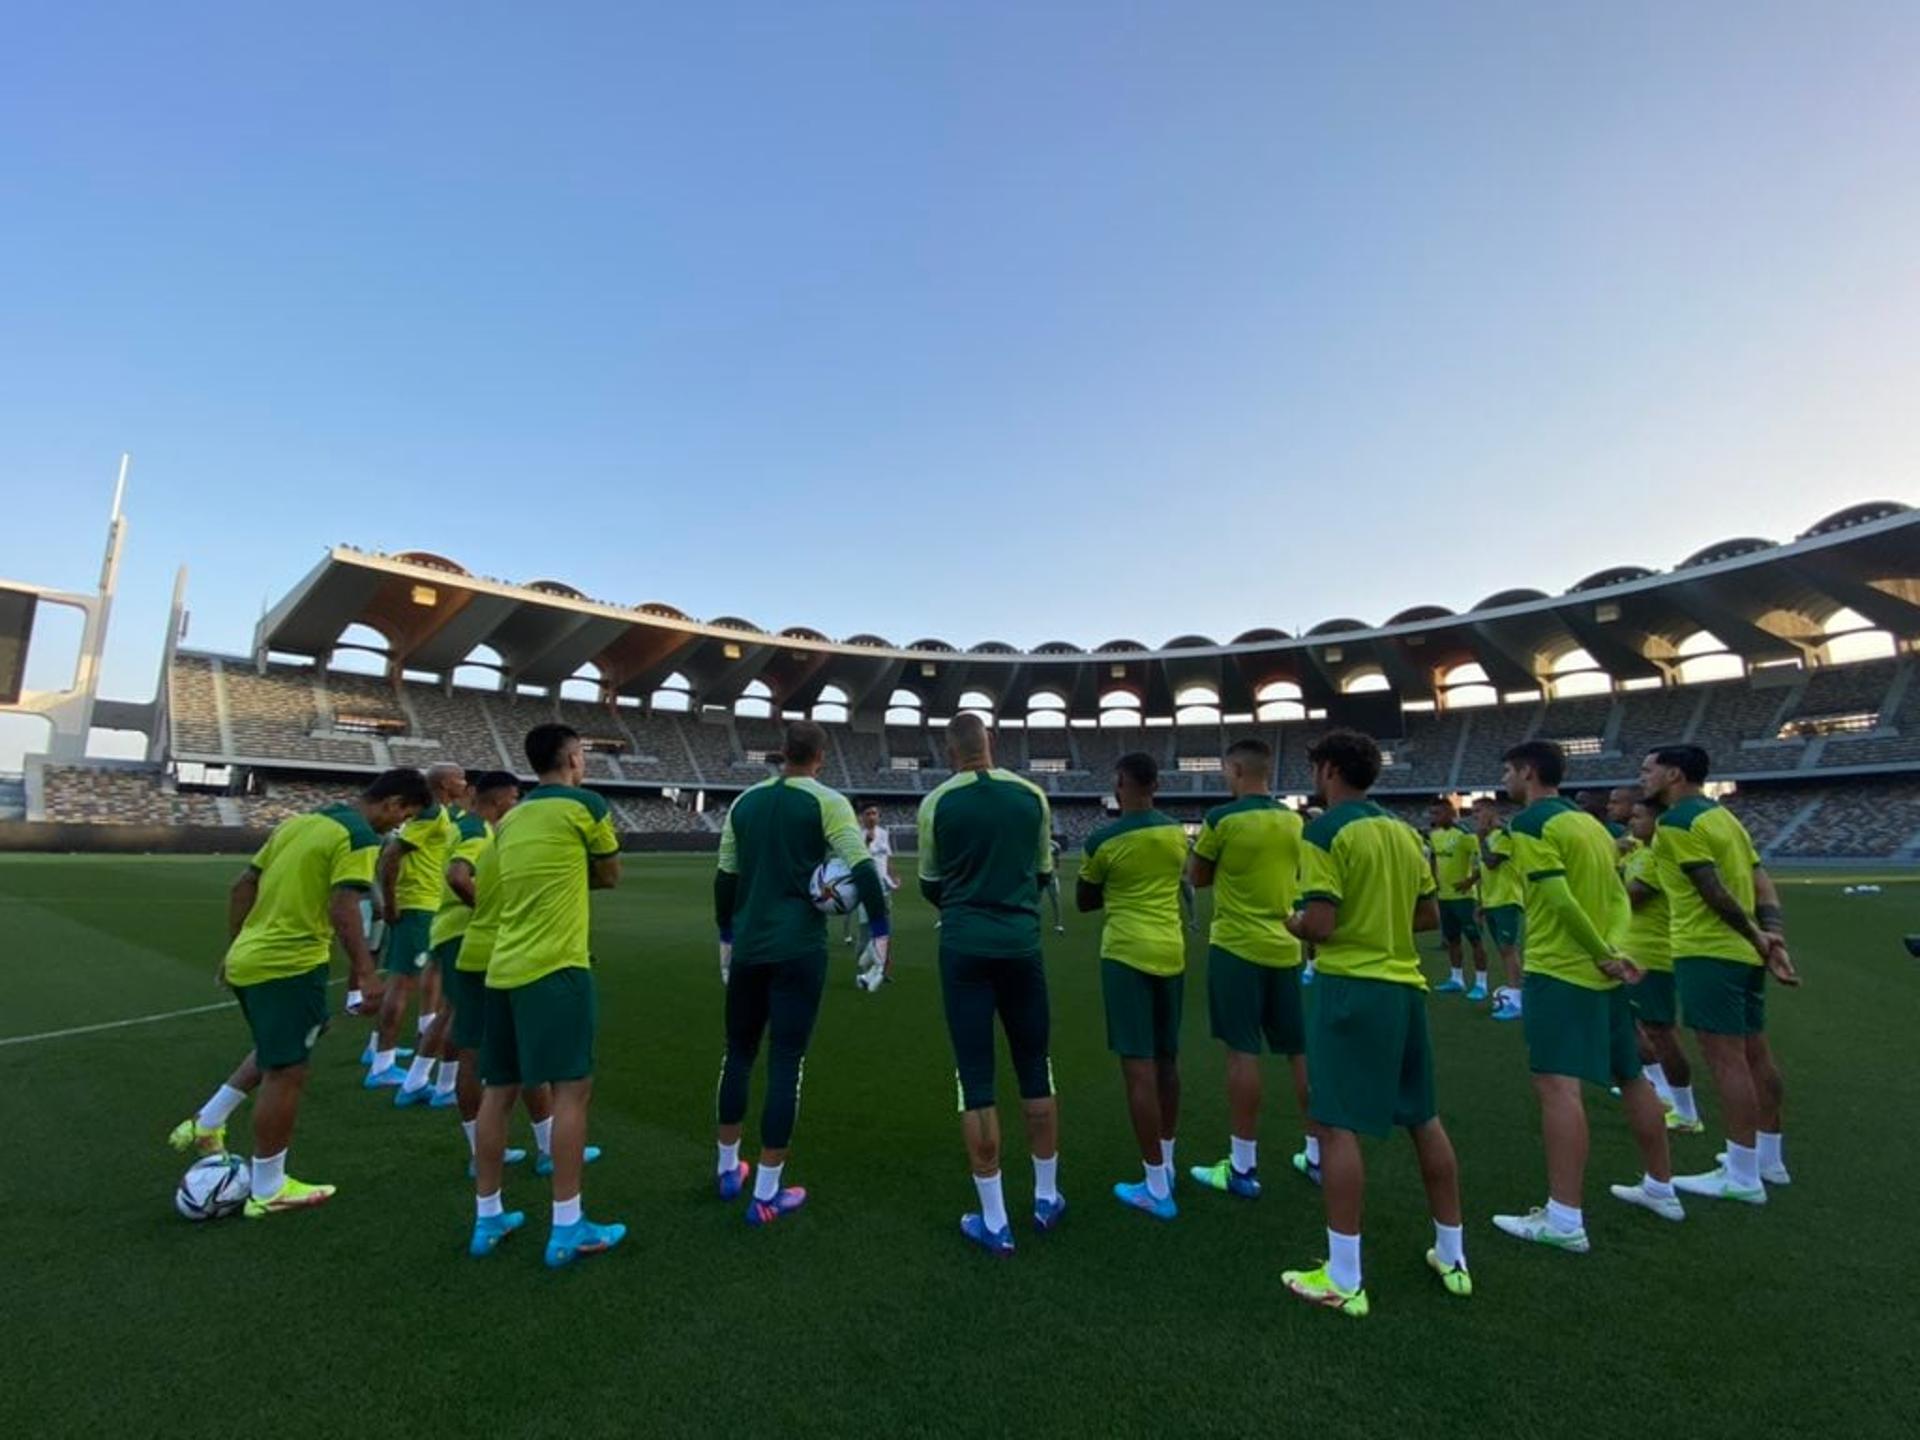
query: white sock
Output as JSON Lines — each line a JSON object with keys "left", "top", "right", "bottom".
{"left": 403, "top": 1054, "right": 434, "bottom": 1091}
{"left": 1644, "top": 1062, "right": 1669, "bottom": 1096}
{"left": 1230, "top": 1135, "right": 1257, "bottom": 1174}
{"left": 532, "top": 1117, "right": 553, "bottom": 1155}
{"left": 1159, "top": 1137, "right": 1175, "bottom": 1171}
{"left": 1724, "top": 1140, "right": 1761, "bottom": 1188}
{"left": 974, "top": 1170, "right": 1009, "bottom": 1232}
{"left": 461, "top": 1120, "right": 478, "bottom": 1156}
{"left": 1642, "top": 1172, "right": 1676, "bottom": 1199}
{"left": 754, "top": 1162, "right": 784, "bottom": 1203}
{"left": 1304, "top": 1134, "right": 1321, "bottom": 1166}
{"left": 476, "top": 1190, "right": 503, "bottom": 1219}
{"left": 718, "top": 1140, "right": 740, "bottom": 1176}
{"left": 1546, "top": 1199, "right": 1584, "bottom": 1234}
{"left": 1144, "top": 1162, "right": 1170, "bottom": 1201}
{"left": 1671, "top": 1085, "right": 1699, "bottom": 1123}
{"left": 1033, "top": 1153, "right": 1059, "bottom": 1204}
{"left": 1449, "top": 966, "right": 1463, "bottom": 985}
{"left": 1757, "top": 1131, "right": 1784, "bottom": 1172}
{"left": 1327, "top": 1228, "right": 1362, "bottom": 1292}
{"left": 196, "top": 1084, "right": 247, "bottom": 1129}
{"left": 345, "top": 988, "right": 363, "bottom": 1012}
{"left": 374, "top": 1048, "right": 396, "bottom": 1074}
{"left": 251, "top": 1149, "right": 287, "bottom": 1201}
{"left": 552, "top": 1194, "right": 582, "bottom": 1227}
{"left": 434, "top": 1060, "right": 459, "bottom": 1096}
{"left": 1433, "top": 1220, "right": 1465, "bottom": 1268}
{"left": 417, "top": 1012, "right": 437, "bottom": 1038}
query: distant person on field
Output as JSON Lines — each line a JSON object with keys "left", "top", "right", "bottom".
{"left": 1473, "top": 797, "right": 1527, "bottom": 1020}
{"left": 365, "top": 761, "right": 467, "bottom": 1088}
{"left": 1427, "top": 799, "right": 1486, "bottom": 998}
{"left": 1624, "top": 796, "right": 1702, "bottom": 1131}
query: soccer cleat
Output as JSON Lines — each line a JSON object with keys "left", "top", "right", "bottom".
{"left": 465, "top": 1147, "right": 529, "bottom": 1179}
{"left": 745, "top": 1187, "right": 809, "bottom": 1226}
{"left": 1189, "top": 1159, "right": 1261, "bottom": 1199}
{"left": 244, "top": 1176, "right": 335, "bottom": 1219}
{"left": 1281, "top": 1263, "right": 1369, "bottom": 1319}
{"left": 1301, "top": 964, "right": 1315, "bottom": 987}
{"left": 1665, "top": 1112, "right": 1705, "bottom": 1135}
{"left": 1491, "top": 995, "right": 1523, "bottom": 1023}
{"left": 534, "top": 1144, "right": 602, "bottom": 1177}
{"left": 394, "top": 1083, "right": 435, "bottom": 1109}
{"left": 1466, "top": 983, "right": 1488, "bottom": 1002}
{"left": 959, "top": 1212, "right": 1015, "bottom": 1256}
{"left": 1716, "top": 1151, "right": 1791, "bottom": 1186}
{"left": 544, "top": 1217, "right": 626, "bottom": 1269}
{"left": 1678, "top": 1165, "right": 1768, "bottom": 1203}
{"left": 468, "top": 1210, "right": 525, "bottom": 1256}
{"left": 363, "top": 1066, "right": 407, "bottom": 1090}
{"left": 717, "top": 1161, "right": 751, "bottom": 1201}
{"left": 359, "top": 1038, "right": 413, "bottom": 1066}
{"left": 1425, "top": 1248, "right": 1472, "bottom": 1298}
{"left": 167, "top": 1118, "right": 227, "bottom": 1156}
{"left": 1290, "top": 1151, "right": 1322, "bottom": 1187}
{"left": 1112, "top": 1180, "right": 1177, "bottom": 1221}
{"left": 1608, "top": 1182, "right": 1687, "bottom": 1222}
{"left": 1492, "top": 1207, "right": 1591, "bottom": 1253}
{"left": 1433, "top": 978, "right": 1466, "bottom": 995}
{"left": 429, "top": 1089, "right": 459, "bottom": 1110}
{"left": 1033, "top": 1195, "right": 1067, "bottom": 1232}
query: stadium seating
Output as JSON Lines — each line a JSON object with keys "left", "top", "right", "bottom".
{"left": 1692, "top": 680, "right": 1803, "bottom": 775}
{"left": 1772, "top": 781, "right": 1920, "bottom": 858}
{"left": 41, "top": 765, "right": 179, "bottom": 824}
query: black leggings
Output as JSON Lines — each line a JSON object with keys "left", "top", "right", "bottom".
{"left": 717, "top": 950, "right": 828, "bottom": 1149}
{"left": 940, "top": 949, "right": 1053, "bottom": 1112}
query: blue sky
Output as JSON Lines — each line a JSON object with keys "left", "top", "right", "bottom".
{"left": 2, "top": 3, "right": 1917, "bottom": 766}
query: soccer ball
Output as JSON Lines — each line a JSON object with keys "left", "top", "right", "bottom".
{"left": 809, "top": 859, "right": 861, "bottom": 915}
{"left": 175, "top": 1154, "right": 250, "bottom": 1221}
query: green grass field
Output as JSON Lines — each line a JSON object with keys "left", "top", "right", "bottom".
{"left": 4, "top": 854, "right": 1918, "bottom": 1438}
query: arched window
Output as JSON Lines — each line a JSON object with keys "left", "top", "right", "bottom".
{"left": 1254, "top": 679, "right": 1305, "bottom": 723}
{"left": 1440, "top": 661, "right": 1496, "bottom": 709}
{"left": 1342, "top": 669, "right": 1391, "bottom": 694}
{"left": 558, "top": 662, "right": 603, "bottom": 704}
{"left": 327, "top": 623, "right": 389, "bottom": 677}
{"left": 1026, "top": 692, "right": 1068, "bottom": 729}
{"left": 452, "top": 644, "right": 504, "bottom": 692}
{"left": 1549, "top": 648, "right": 1610, "bottom": 698}
{"left": 1821, "top": 607, "right": 1896, "bottom": 664}
{"left": 651, "top": 672, "right": 693, "bottom": 713}
{"left": 884, "top": 688, "right": 923, "bottom": 728}
{"left": 735, "top": 679, "right": 774, "bottom": 719}
{"left": 1099, "top": 690, "right": 1143, "bottom": 728}
{"left": 1675, "top": 631, "right": 1743, "bottom": 685}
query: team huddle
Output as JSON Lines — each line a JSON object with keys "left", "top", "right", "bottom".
{"left": 166, "top": 714, "right": 1795, "bottom": 1307}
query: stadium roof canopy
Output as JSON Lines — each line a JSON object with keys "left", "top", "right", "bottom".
{"left": 254, "top": 503, "right": 1920, "bottom": 720}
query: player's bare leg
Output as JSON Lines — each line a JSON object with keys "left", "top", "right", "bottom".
{"left": 241, "top": 1062, "right": 334, "bottom": 1216}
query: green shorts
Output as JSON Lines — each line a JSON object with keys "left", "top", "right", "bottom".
{"left": 1101, "top": 958, "right": 1184, "bottom": 1059}
{"left": 1438, "top": 899, "right": 1481, "bottom": 943}
{"left": 1677, "top": 956, "right": 1766, "bottom": 1036}
{"left": 479, "top": 967, "right": 597, "bottom": 1087}
{"left": 1483, "top": 904, "right": 1523, "bottom": 949}
{"left": 431, "top": 936, "right": 463, "bottom": 982}
{"left": 1630, "top": 968, "right": 1678, "bottom": 1027}
{"left": 450, "top": 966, "right": 490, "bottom": 1052}
{"left": 380, "top": 908, "right": 435, "bottom": 977}
{"left": 1306, "top": 972, "right": 1436, "bottom": 1137}
{"left": 1523, "top": 974, "right": 1641, "bottom": 1087}
{"left": 1206, "top": 946, "right": 1304, "bottom": 1056}
{"left": 233, "top": 965, "right": 331, "bottom": 1070}
{"left": 939, "top": 948, "right": 1053, "bottom": 1111}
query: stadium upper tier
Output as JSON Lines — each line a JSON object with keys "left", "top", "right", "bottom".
{"left": 253, "top": 501, "right": 1920, "bottom": 718}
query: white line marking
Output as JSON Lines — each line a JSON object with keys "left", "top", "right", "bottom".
{"left": 0, "top": 980, "right": 346, "bottom": 1048}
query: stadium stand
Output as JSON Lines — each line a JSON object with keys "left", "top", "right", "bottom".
{"left": 1774, "top": 781, "right": 1920, "bottom": 858}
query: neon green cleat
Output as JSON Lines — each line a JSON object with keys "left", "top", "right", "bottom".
{"left": 244, "top": 1177, "right": 336, "bottom": 1219}
{"left": 1665, "top": 1112, "right": 1705, "bottom": 1135}
{"left": 1282, "top": 1263, "right": 1369, "bottom": 1319}
{"left": 168, "top": 1118, "right": 227, "bottom": 1156}
{"left": 1425, "top": 1248, "right": 1472, "bottom": 1297}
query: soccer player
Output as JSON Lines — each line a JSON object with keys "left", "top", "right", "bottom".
{"left": 714, "top": 721, "right": 891, "bottom": 1224}
{"left": 853, "top": 802, "right": 902, "bottom": 988}
{"left": 1473, "top": 798, "right": 1527, "bottom": 1021}
{"left": 471, "top": 724, "right": 624, "bottom": 1268}
{"left": 1489, "top": 741, "right": 1682, "bottom": 1252}
{"left": 1427, "top": 801, "right": 1487, "bottom": 997}
{"left": 1079, "top": 752, "right": 1190, "bottom": 1221}
{"left": 169, "top": 769, "right": 430, "bottom": 1214}
{"left": 1642, "top": 745, "right": 1797, "bottom": 1202}
{"left": 365, "top": 761, "right": 466, "bottom": 1088}
{"left": 1624, "top": 796, "right": 1703, "bottom": 1132}
{"left": 1280, "top": 729, "right": 1467, "bottom": 1318}
{"left": 1184, "top": 737, "right": 1310, "bottom": 1198}
{"left": 919, "top": 712, "right": 1060, "bottom": 1254}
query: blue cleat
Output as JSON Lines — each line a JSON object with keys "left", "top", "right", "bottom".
{"left": 544, "top": 1217, "right": 626, "bottom": 1269}
{"left": 1301, "top": 964, "right": 1315, "bottom": 987}
{"left": 468, "top": 1210, "right": 525, "bottom": 1257}
{"left": 1433, "top": 978, "right": 1466, "bottom": 995}
{"left": 394, "top": 1083, "right": 435, "bottom": 1108}
{"left": 1113, "top": 1180, "right": 1177, "bottom": 1221}
{"left": 1033, "top": 1195, "right": 1067, "bottom": 1232}
{"left": 1466, "top": 983, "right": 1489, "bottom": 1002}
{"left": 960, "top": 1212, "right": 1015, "bottom": 1256}
{"left": 363, "top": 1066, "right": 407, "bottom": 1090}
{"left": 1291, "top": 1151, "right": 1323, "bottom": 1187}
{"left": 717, "top": 1161, "right": 751, "bottom": 1201}
{"left": 535, "top": 1144, "right": 602, "bottom": 1177}
{"left": 466, "top": 1147, "right": 529, "bottom": 1179}
{"left": 360, "top": 1039, "right": 413, "bottom": 1066}
{"left": 745, "top": 1187, "right": 808, "bottom": 1226}
{"left": 428, "top": 1090, "right": 459, "bottom": 1109}
{"left": 1190, "top": 1159, "right": 1262, "bottom": 1199}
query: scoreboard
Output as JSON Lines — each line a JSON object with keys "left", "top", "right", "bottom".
{"left": 0, "top": 588, "right": 36, "bottom": 705}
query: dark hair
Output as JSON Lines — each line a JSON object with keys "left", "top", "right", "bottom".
{"left": 525, "top": 723, "right": 580, "bottom": 775}
{"left": 783, "top": 719, "right": 827, "bottom": 767}
{"left": 364, "top": 768, "right": 432, "bottom": 807}
{"left": 471, "top": 769, "right": 520, "bottom": 796}
{"left": 1224, "top": 736, "right": 1272, "bottom": 767}
{"left": 1472, "top": 796, "right": 1500, "bottom": 809}
{"left": 1502, "top": 739, "right": 1566, "bottom": 788}
{"left": 1429, "top": 797, "right": 1456, "bottom": 815}
{"left": 1115, "top": 751, "right": 1159, "bottom": 790}
{"left": 1633, "top": 795, "right": 1666, "bottom": 817}
{"left": 1649, "top": 744, "right": 1711, "bottom": 784}
{"left": 1306, "top": 729, "right": 1381, "bottom": 791}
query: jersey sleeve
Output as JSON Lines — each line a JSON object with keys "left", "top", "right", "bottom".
{"left": 1298, "top": 834, "right": 1342, "bottom": 906}
{"left": 1510, "top": 823, "right": 1564, "bottom": 882}
{"left": 330, "top": 831, "right": 378, "bottom": 891}
{"left": 577, "top": 794, "right": 621, "bottom": 860}
{"left": 1655, "top": 814, "right": 1715, "bottom": 871}
{"left": 1079, "top": 833, "right": 1111, "bottom": 886}
{"left": 718, "top": 803, "right": 739, "bottom": 874}
{"left": 248, "top": 822, "right": 283, "bottom": 873}
{"left": 821, "top": 791, "right": 869, "bottom": 871}
{"left": 1192, "top": 813, "right": 1224, "bottom": 864}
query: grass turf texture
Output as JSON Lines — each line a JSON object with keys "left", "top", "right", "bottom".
{"left": 4, "top": 854, "right": 1917, "bottom": 1439}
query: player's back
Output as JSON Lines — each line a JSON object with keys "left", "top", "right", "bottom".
{"left": 1082, "top": 810, "right": 1189, "bottom": 974}
{"left": 917, "top": 768, "right": 1052, "bottom": 956}
{"left": 1622, "top": 845, "right": 1669, "bottom": 970}
{"left": 1510, "top": 797, "right": 1629, "bottom": 988}
{"left": 723, "top": 774, "right": 861, "bottom": 964}
{"left": 394, "top": 803, "right": 460, "bottom": 911}
{"left": 1300, "top": 801, "right": 1432, "bottom": 986}
{"left": 1480, "top": 827, "right": 1524, "bottom": 909}
{"left": 487, "top": 785, "right": 620, "bottom": 987}
{"left": 1197, "top": 796, "right": 1303, "bottom": 965}
{"left": 1653, "top": 796, "right": 1761, "bottom": 962}
{"left": 228, "top": 806, "right": 380, "bottom": 981}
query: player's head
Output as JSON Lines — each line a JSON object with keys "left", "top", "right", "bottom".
{"left": 361, "top": 767, "right": 432, "bottom": 830}
{"left": 1427, "top": 798, "right": 1456, "bottom": 828}
{"left": 469, "top": 769, "right": 521, "bottom": 822}
{"left": 1629, "top": 795, "right": 1664, "bottom": 843}
{"left": 1113, "top": 751, "right": 1158, "bottom": 805}
{"left": 525, "top": 723, "right": 584, "bottom": 784}
{"left": 1641, "top": 743, "right": 1709, "bottom": 803}
{"left": 944, "top": 711, "right": 992, "bottom": 767}
{"left": 424, "top": 761, "right": 466, "bottom": 805}
{"left": 1223, "top": 736, "right": 1272, "bottom": 791}
{"left": 1607, "top": 786, "right": 1639, "bottom": 824}
{"left": 781, "top": 720, "right": 829, "bottom": 775}
{"left": 1305, "top": 728, "right": 1381, "bottom": 796}
{"left": 1472, "top": 795, "right": 1503, "bottom": 832}
{"left": 862, "top": 804, "right": 879, "bottom": 826}
{"left": 1501, "top": 739, "right": 1565, "bottom": 801}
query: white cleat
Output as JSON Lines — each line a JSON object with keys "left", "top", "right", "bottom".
{"left": 1672, "top": 1167, "right": 1767, "bottom": 1205}
{"left": 1608, "top": 1183, "right": 1686, "bottom": 1222}
{"left": 1491, "top": 1207, "right": 1590, "bottom": 1254}
{"left": 1716, "top": 1151, "right": 1791, "bottom": 1186}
